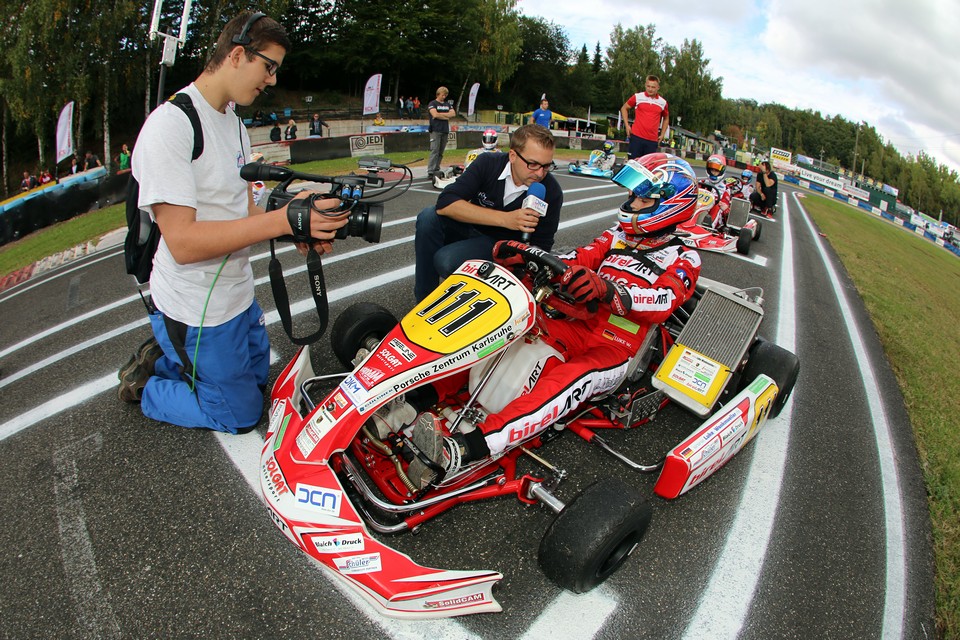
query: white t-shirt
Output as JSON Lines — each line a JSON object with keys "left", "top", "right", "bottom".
{"left": 132, "top": 83, "right": 254, "bottom": 327}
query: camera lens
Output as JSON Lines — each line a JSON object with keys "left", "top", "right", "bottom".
{"left": 333, "top": 203, "right": 383, "bottom": 243}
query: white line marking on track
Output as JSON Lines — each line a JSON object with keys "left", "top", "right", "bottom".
{"left": 54, "top": 432, "right": 121, "bottom": 639}
{"left": 518, "top": 586, "right": 617, "bottom": 640}
{"left": 795, "top": 194, "right": 906, "bottom": 640}
{"left": 682, "top": 187, "right": 798, "bottom": 639}
{"left": 728, "top": 252, "right": 768, "bottom": 267}
{"left": 0, "top": 249, "right": 125, "bottom": 301}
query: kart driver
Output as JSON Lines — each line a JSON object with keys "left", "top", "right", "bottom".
{"left": 700, "top": 153, "right": 731, "bottom": 229}
{"left": 432, "top": 128, "right": 501, "bottom": 189}
{"left": 595, "top": 141, "right": 618, "bottom": 171}
{"left": 408, "top": 153, "right": 702, "bottom": 487}
{"left": 574, "top": 141, "right": 617, "bottom": 173}
{"left": 737, "top": 169, "right": 755, "bottom": 200}
{"left": 414, "top": 123, "right": 563, "bottom": 302}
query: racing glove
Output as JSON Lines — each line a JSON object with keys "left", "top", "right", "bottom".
{"left": 492, "top": 240, "right": 528, "bottom": 270}
{"left": 560, "top": 265, "right": 631, "bottom": 316}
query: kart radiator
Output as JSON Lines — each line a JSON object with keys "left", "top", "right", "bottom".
{"left": 676, "top": 289, "right": 761, "bottom": 368}
{"left": 727, "top": 198, "right": 751, "bottom": 228}
{"left": 652, "top": 288, "right": 763, "bottom": 416}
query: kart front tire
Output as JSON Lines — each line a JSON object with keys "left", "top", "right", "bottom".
{"left": 740, "top": 338, "right": 800, "bottom": 419}
{"left": 736, "top": 227, "right": 752, "bottom": 255}
{"left": 538, "top": 477, "right": 652, "bottom": 593}
{"left": 331, "top": 302, "right": 398, "bottom": 369}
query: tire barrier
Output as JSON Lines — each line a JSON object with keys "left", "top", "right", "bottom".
{"left": 0, "top": 168, "right": 127, "bottom": 248}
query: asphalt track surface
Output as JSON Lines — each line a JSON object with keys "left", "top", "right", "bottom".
{"left": 0, "top": 167, "right": 936, "bottom": 639}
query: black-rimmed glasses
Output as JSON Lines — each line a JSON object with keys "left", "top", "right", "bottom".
{"left": 248, "top": 49, "right": 280, "bottom": 76}
{"left": 514, "top": 148, "right": 557, "bottom": 172}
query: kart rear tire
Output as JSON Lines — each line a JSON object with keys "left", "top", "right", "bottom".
{"left": 741, "top": 338, "right": 800, "bottom": 419}
{"left": 331, "top": 302, "right": 398, "bottom": 370}
{"left": 736, "top": 227, "right": 752, "bottom": 255}
{"left": 752, "top": 220, "right": 762, "bottom": 241}
{"left": 538, "top": 477, "right": 652, "bottom": 593}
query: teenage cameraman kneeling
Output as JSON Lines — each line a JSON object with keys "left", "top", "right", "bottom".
{"left": 120, "top": 12, "right": 347, "bottom": 433}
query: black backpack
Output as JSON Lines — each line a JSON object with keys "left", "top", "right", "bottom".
{"left": 124, "top": 93, "right": 203, "bottom": 285}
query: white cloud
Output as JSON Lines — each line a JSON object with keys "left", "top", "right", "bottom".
{"left": 517, "top": 0, "right": 960, "bottom": 173}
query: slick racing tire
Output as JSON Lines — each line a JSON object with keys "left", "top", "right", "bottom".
{"left": 740, "top": 337, "right": 800, "bottom": 419}
{"left": 331, "top": 302, "right": 398, "bottom": 369}
{"left": 538, "top": 477, "right": 652, "bottom": 593}
{"left": 736, "top": 226, "right": 752, "bottom": 255}
{"left": 752, "top": 220, "right": 762, "bottom": 241}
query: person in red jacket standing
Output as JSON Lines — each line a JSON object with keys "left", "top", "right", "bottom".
{"left": 620, "top": 75, "right": 670, "bottom": 160}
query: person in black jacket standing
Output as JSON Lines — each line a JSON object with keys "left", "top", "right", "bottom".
{"left": 414, "top": 124, "right": 563, "bottom": 301}
{"left": 308, "top": 113, "right": 329, "bottom": 137}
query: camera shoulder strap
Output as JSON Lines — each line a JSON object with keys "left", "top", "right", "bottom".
{"left": 268, "top": 241, "right": 329, "bottom": 345}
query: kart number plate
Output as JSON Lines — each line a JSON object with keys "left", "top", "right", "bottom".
{"left": 403, "top": 274, "right": 514, "bottom": 355}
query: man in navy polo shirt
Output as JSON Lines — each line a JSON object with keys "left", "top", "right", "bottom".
{"left": 414, "top": 124, "right": 564, "bottom": 301}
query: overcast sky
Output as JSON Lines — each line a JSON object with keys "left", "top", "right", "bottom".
{"left": 518, "top": 0, "right": 960, "bottom": 174}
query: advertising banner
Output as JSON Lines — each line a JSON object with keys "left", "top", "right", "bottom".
{"left": 362, "top": 74, "right": 382, "bottom": 116}
{"left": 468, "top": 83, "right": 480, "bottom": 117}
{"left": 55, "top": 101, "right": 75, "bottom": 164}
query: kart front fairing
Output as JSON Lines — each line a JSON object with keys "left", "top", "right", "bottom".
{"left": 675, "top": 188, "right": 758, "bottom": 254}
{"left": 259, "top": 260, "right": 536, "bottom": 618}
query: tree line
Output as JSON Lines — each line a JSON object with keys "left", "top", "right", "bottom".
{"left": 0, "top": 0, "right": 956, "bottom": 226}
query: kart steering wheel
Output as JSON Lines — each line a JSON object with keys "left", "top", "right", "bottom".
{"left": 698, "top": 180, "right": 722, "bottom": 198}
{"left": 494, "top": 242, "right": 597, "bottom": 321}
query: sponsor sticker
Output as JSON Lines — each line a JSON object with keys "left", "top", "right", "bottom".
{"left": 424, "top": 592, "right": 486, "bottom": 609}
{"left": 389, "top": 338, "right": 417, "bottom": 362}
{"left": 357, "top": 365, "right": 386, "bottom": 388}
{"left": 262, "top": 455, "right": 290, "bottom": 499}
{"left": 295, "top": 483, "right": 342, "bottom": 516}
{"left": 334, "top": 552, "right": 382, "bottom": 575}
{"left": 312, "top": 532, "right": 364, "bottom": 554}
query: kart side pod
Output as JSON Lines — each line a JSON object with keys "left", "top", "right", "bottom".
{"left": 650, "top": 284, "right": 772, "bottom": 498}
{"left": 654, "top": 373, "right": 779, "bottom": 498}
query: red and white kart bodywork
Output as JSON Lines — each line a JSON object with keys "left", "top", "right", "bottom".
{"left": 675, "top": 187, "right": 761, "bottom": 255}
{"left": 259, "top": 251, "right": 798, "bottom": 619}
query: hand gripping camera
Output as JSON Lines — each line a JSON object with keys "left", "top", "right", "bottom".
{"left": 240, "top": 160, "right": 388, "bottom": 243}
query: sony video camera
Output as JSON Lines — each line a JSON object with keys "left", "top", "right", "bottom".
{"left": 240, "top": 159, "right": 391, "bottom": 243}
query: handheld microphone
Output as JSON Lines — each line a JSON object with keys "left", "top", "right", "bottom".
{"left": 520, "top": 181, "right": 548, "bottom": 242}
{"left": 240, "top": 161, "right": 291, "bottom": 183}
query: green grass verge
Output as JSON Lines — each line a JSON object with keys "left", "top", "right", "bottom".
{"left": 805, "top": 194, "right": 960, "bottom": 638}
{"left": 0, "top": 203, "right": 126, "bottom": 278}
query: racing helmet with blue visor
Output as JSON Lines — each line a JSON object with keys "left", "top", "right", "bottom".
{"left": 612, "top": 153, "right": 698, "bottom": 237}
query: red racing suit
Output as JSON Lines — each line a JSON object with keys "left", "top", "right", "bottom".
{"left": 478, "top": 228, "right": 701, "bottom": 456}
{"left": 700, "top": 177, "right": 731, "bottom": 229}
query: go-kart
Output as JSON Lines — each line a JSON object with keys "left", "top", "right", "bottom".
{"left": 433, "top": 149, "right": 496, "bottom": 190}
{"left": 675, "top": 186, "right": 762, "bottom": 255}
{"left": 259, "top": 244, "right": 799, "bottom": 619}
{"left": 567, "top": 149, "right": 619, "bottom": 179}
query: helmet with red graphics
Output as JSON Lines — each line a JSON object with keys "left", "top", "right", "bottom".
{"left": 481, "top": 128, "right": 498, "bottom": 150}
{"left": 612, "top": 153, "right": 698, "bottom": 237}
{"left": 704, "top": 153, "right": 726, "bottom": 183}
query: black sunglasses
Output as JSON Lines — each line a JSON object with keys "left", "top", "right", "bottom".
{"left": 247, "top": 48, "right": 280, "bottom": 76}
{"left": 514, "top": 148, "right": 556, "bottom": 172}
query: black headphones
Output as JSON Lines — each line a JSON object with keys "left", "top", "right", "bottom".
{"left": 232, "top": 12, "right": 266, "bottom": 46}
